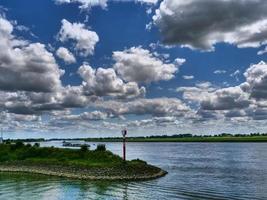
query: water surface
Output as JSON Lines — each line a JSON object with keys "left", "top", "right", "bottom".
{"left": 0, "top": 142, "right": 266, "bottom": 200}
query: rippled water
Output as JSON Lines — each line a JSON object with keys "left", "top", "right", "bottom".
{"left": 0, "top": 142, "right": 267, "bottom": 200}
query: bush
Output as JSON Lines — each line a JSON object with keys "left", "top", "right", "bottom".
{"left": 33, "top": 143, "right": 40, "bottom": 147}
{"left": 96, "top": 144, "right": 106, "bottom": 151}
{"left": 26, "top": 143, "right": 32, "bottom": 148}
{"left": 15, "top": 141, "right": 24, "bottom": 148}
{"left": 80, "top": 145, "right": 88, "bottom": 152}
{"left": 5, "top": 140, "right": 11, "bottom": 145}
{"left": 131, "top": 158, "right": 147, "bottom": 165}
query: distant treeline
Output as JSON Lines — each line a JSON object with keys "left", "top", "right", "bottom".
{"left": 4, "top": 138, "right": 46, "bottom": 143}
{"left": 84, "top": 133, "right": 267, "bottom": 141}
{"left": 4, "top": 133, "right": 267, "bottom": 142}
{"left": 146, "top": 133, "right": 267, "bottom": 138}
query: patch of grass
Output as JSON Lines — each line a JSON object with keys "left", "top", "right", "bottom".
{"left": 95, "top": 144, "right": 106, "bottom": 151}
{"left": 0, "top": 143, "right": 125, "bottom": 167}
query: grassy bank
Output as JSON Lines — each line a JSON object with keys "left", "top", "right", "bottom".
{"left": 0, "top": 142, "right": 167, "bottom": 180}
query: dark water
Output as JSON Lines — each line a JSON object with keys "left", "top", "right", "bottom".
{"left": 0, "top": 142, "right": 267, "bottom": 200}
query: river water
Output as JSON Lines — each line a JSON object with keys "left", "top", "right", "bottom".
{"left": 0, "top": 142, "right": 266, "bottom": 200}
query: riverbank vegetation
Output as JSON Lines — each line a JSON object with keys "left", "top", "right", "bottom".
{"left": 84, "top": 133, "right": 267, "bottom": 142}
{"left": 5, "top": 133, "right": 267, "bottom": 143}
{"left": 0, "top": 142, "right": 166, "bottom": 180}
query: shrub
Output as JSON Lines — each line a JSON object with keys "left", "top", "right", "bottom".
{"left": 5, "top": 140, "right": 11, "bottom": 145}
{"left": 80, "top": 144, "right": 88, "bottom": 152}
{"left": 33, "top": 143, "right": 40, "bottom": 147}
{"left": 15, "top": 141, "right": 24, "bottom": 148}
{"left": 96, "top": 144, "right": 106, "bottom": 151}
{"left": 131, "top": 158, "right": 147, "bottom": 165}
{"left": 26, "top": 143, "right": 32, "bottom": 148}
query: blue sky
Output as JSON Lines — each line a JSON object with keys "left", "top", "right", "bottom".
{"left": 1, "top": 0, "right": 267, "bottom": 138}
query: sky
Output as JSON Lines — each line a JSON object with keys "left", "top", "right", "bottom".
{"left": 1, "top": 0, "right": 267, "bottom": 139}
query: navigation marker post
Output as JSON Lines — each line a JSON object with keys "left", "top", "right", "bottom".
{"left": 0, "top": 128, "right": 3, "bottom": 144}
{"left": 121, "top": 129, "right": 127, "bottom": 161}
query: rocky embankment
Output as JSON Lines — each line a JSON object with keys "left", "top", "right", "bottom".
{"left": 0, "top": 163, "right": 167, "bottom": 181}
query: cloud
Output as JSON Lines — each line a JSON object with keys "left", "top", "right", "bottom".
{"left": 179, "top": 62, "right": 267, "bottom": 122}
{"left": 54, "top": 0, "right": 108, "bottom": 9}
{"left": 241, "top": 61, "right": 267, "bottom": 99}
{"left": 0, "top": 85, "right": 98, "bottom": 116}
{"left": 126, "top": 116, "right": 177, "bottom": 128}
{"left": 182, "top": 75, "right": 194, "bottom": 80}
{"left": 174, "top": 58, "right": 186, "bottom": 66}
{"left": 200, "top": 86, "right": 251, "bottom": 111}
{"left": 0, "top": 16, "right": 63, "bottom": 93}
{"left": 229, "top": 69, "right": 241, "bottom": 82}
{"left": 54, "top": 0, "right": 158, "bottom": 10}
{"left": 56, "top": 47, "right": 76, "bottom": 64}
{"left": 58, "top": 19, "right": 99, "bottom": 57}
{"left": 153, "top": 0, "right": 267, "bottom": 50}
{"left": 136, "top": 0, "right": 158, "bottom": 4}
{"left": 7, "top": 113, "right": 40, "bottom": 122}
{"left": 224, "top": 110, "right": 247, "bottom": 119}
{"left": 258, "top": 46, "right": 267, "bottom": 55}
{"left": 195, "top": 109, "right": 221, "bottom": 121}
{"left": 78, "top": 63, "right": 146, "bottom": 98}
{"left": 53, "top": 110, "right": 108, "bottom": 121}
{"left": 4, "top": 8, "right": 267, "bottom": 134}
{"left": 214, "top": 70, "right": 227, "bottom": 74}
{"left": 0, "top": 16, "right": 13, "bottom": 34}
{"left": 251, "top": 108, "right": 267, "bottom": 121}
{"left": 113, "top": 47, "right": 184, "bottom": 83}
{"left": 0, "top": 111, "right": 36, "bottom": 122}
{"left": 95, "top": 98, "right": 190, "bottom": 117}
{"left": 0, "top": 111, "right": 42, "bottom": 132}
{"left": 177, "top": 82, "right": 216, "bottom": 102}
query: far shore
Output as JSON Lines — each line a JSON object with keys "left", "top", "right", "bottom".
{"left": 84, "top": 135, "right": 267, "bottom": 143}
{"left": 7, "top": 133, "right": 267, "bottom": 143}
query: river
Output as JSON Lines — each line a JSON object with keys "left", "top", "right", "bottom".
{"left": 0, "top": 142, "right": 266, "bottom": 200}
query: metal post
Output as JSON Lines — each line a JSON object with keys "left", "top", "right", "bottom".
{"left": 122, "top": 129, "right": 127, "bottom": 161}
{"left": 0, "top": 128, "right": 3, "bottom": 144}
{"left": 123, "top": 135, "right": 126, "bottom": 161}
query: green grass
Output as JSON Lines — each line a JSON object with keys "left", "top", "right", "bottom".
{"left": 0, "top": 142, "right": 136, "bottom": 168}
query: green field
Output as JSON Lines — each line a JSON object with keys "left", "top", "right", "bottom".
{"left": 0, "top": 142, "right": 122, "bottom": 167}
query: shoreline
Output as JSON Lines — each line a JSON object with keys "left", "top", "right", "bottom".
{"left": 0, "top": 165, "right": 168, "bottom": 181}
{"left": 83, "top": 140, "right": 267, "bottom": 143}
{"left": 83, "top": 136, "right": 267, "bottom": 143}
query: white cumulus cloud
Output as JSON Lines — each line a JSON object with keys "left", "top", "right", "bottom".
{"left": 78, "top": 63, "right": 146, "bottom": 98}
{"left": 54, "top": 0, "right": 108, "bottom": 9}
{"left": 113, "top": 47, "right": 184, "bottom": 83}
{"left": 0, "top": 16, "right": 63, "bottom": 93}
{"left": 182, "top": 75, "right": 194, "bottom": 80}
{"left": 56, "top": 47, "right": 76, "bottom": 64}
{"left": 258, "top": 46, "right": 267, "bottom": 55}
{"left": 153, "top": 0, "right": 267, "bottom": 50}
{"left": 58, "top": 19, "right": 99, "bottom": 57}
